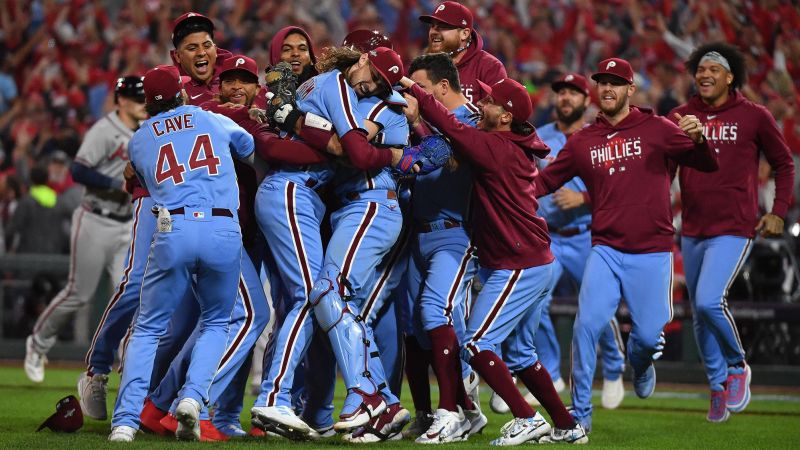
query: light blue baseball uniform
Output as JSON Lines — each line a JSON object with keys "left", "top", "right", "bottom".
{"left": 535, "top": 122, "right": 625, "bottom": 383}
{"left": 111, "top": 104, "right": 253, "bottom": 429}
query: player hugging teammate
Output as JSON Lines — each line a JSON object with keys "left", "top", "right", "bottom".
{"left": 22, "top": 2, "right": 790, "bottom": 446}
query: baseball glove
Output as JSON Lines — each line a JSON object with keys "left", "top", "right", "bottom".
{"left": 264, "top": 62, "right": 299, "bottom": 128}
{"left": 393, "top": 135, "right": 452, "bottom": 176}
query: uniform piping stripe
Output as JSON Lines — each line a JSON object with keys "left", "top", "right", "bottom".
{"left": 367, "top": 101, "right": 388, "bottom": 122}
{"left": 341, "top": 202, "right": 379, "bottom": 280}
{"left": 720, "top": 238, "right": 752, "bottom": 352}
{"left": 361, "top": 224, "right": 411, "bottom": 320}
{"left": 217, "top": 276, "right": 254, "bottom": 373}
{"left": 443, "top": 244, "right": 475, "bottom": 326}
{"left": 464, "top": 102, "right": 480, "bottom": 114}
{"left": 337, "top": 73, "right": 359, "bottom": 131}
{"left": 117, "top": 324, "right": 133, "bottom": 374}
{"left": 34, "top": 208, "right": 85, "bottom": 334}
{"left": 85, "top": 198, "right": 144, "bottom": 367}
{"left": 267, "top": 182, "right": 314, "bottom": 405}
{"left": 465, "top": 269, "right": 521, "bottom": 357}
{"left": 668, "top": 252, "right": 675, "bottom": 322}
{"left": 609, "top": 317, "right": 625, "bottom": 360}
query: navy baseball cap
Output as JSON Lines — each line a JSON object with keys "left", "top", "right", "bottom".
{"left": 37, "top": 396, "right": 83, "bottom": 433}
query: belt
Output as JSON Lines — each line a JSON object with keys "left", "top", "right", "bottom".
{"left": 88, "top": 206, "right": 131, "bottom": 223}
{"left": 419, "top": 219, "right": 462, "bottom": 233}
{"left": 151, "top": 207, "right": 233, "bottom": 218}
{"left": 345, "top": 190, "right": 397, "bottom": 202}
{"left": 552, "top": 227, "right": 581, "bottom": 237}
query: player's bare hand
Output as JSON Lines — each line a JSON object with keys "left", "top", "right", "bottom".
{"left": 399, "top": 76, "right": 415, "bottom": 89}
{"left": 249, "top": 107, "right": 268, "bottom": 124}
{"left": 756, "top": 213, "right": 784, "bottom": 238}
{"left": 403, "top": 93, "right": 420, "bottom": 125}
{"left": 123, "top": 162, "right": 135, "bottom": 181}
{"left": 674, "top": 113, "right": 705, "bottom": 144}
{"left": 326, "top": 134, "right": 343, "bottom": 156}
{"left": 553, "top": 187, "right": 585, "bottom": 210}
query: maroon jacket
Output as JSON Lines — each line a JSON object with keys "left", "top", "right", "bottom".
{"left": 670, "top": 92, "right": 795, "bottom": 238}
{"left": 410, "top": 84, "right": 553, "bottom": 270}
{"left": 453, "top": 32, "right": 507, "bottom": 104}
{"left": 536, "top": 107, "right": 718, "bottom": 254}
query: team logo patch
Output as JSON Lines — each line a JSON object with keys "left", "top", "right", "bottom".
{"left": 606, "top": 61, "right": 617, "bottom": 69}
{"left": 389, "top": 65, "right": 399, "bottom": 74}
{"left": 193, "top": 211, "right": 205, "bottom": 219}
{"left": 436, "top": 4, "right": 445, "bottom": 12}
{"left": 236, "top": 57, "right": 245, "bottom": 67}
{"left": 507, "top": 100, "right": 513, "bottom": 108}
{"left": 565, "top": 74, "right": 574, "bottom": 81}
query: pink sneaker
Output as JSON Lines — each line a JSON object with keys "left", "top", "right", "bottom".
{"left": 707, "top": 388, "right": 729, "bottom": 422}
{"left": 725, "top": 363, "right": 751, "bottom": 413}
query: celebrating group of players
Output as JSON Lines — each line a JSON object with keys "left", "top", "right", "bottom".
{"left": 22, "top": 0, "right": 795, "bottom": 446}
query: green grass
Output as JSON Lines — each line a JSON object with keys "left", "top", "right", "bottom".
{"left": 1, "top": 366, "right": 799, "bottom": 448}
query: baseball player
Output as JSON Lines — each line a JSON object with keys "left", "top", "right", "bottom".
{"left": 536, "top": 57, "right": 718, "bottom": 434}
{"left": 400, "top": 74, "right": 585, "bottom": 445}
{"left": 420, "top": 1, "right": 507, "bottom": 103}
{"left": 25, "top": 76, "right": 145, "bottom": 384}
{"left": 669, "top": 43, "right": 794, "bottom": 422}
{"left": 251, "top": 46, "right": 417, "bottom": 439}
{"left": 401, "top": 52, "right": 486, "bottom": 443}
{"left": 170, "top": 13, "right": 232, "bottom": 105}
{"left": 534, "top": 73, "right": 626, "bottom": 410}
{"left": 108, "top": 64, "right": 255, "bottom": 442}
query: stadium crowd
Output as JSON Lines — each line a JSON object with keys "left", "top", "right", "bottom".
{"left": 1, "top": 1, "right": 799, "bottom": 254}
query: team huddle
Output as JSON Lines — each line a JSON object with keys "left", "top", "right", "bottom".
{"left": 21, "top": 1, "right": 795, "bottom": 446}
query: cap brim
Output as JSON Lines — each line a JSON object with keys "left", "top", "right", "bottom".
{"left": 179, "top": 75, "right": 192, "bottom": 85}
{"left": 476, "top": 80, "right": 493, "bottom": 102}
{"left": 590, "top": 72, "right": 631, "bottom": 84}
{"left": 219, "top": 69, "right": 259, "bottom": 82}
{"left": 383, "top": 89, "right": 407, "bottom": 106}
{"left": 419, "top": 15, "right": 461, "bottom": 28}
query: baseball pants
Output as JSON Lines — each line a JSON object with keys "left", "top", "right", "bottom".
{"left": 682, "top": 235, "right": 751, "bottom": 388}
{"left": 31, "top": 207, "right": 131, "bottom": 354}
{"left": 570, "top": 245, "right": 673, "bottom": 421}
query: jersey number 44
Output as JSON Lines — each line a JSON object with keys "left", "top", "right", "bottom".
{"left": 155, "top": 134, "right": 221, "bottom": 185}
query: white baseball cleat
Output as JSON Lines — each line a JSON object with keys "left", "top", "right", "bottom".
{"left": 175, "top": 398, "right": 201, "bottom": 441}
{"left": 251, "top": 405, "right": 312, "bottom": 440}
{"left": 24, "top": 335, "right": 47, "bottom": 383}
{"left": 108, "top": 425, "right": 137, "bottom": 442}
{"left": 601, "top": 376, "right": 624, "bottom": 409}
{"left": 415, "top": 407, "right": 470, "bottom": 444}
{"left": 78, "top": 372, "right": 109, "bottom": 420}
{"left": 539, "top": 422, "right": 589, "bottom": 444}
{"left": 490, "top": 412, "right": 551, "bottom": 446}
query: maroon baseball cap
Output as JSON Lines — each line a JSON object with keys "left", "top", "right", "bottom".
{"left": 343, "top": 29, "right": 394, "bottom": 52}
{"left": 420, "top": 1, "right": 473, "bottom": 29}
{"left": 171, "top": 12, "right": 214, "bottom": 47}
{"left": 219, "top": 55, "right": 259, "bottom": 81}
{"left": 591, "top": 57, "right": 634, "bottom": 84}
{"left": 143, "top": 65, "right": 191, "bottom": 103}
{"left": 367, "top": 47, "right": 404, "bottom": 87}
{"left": 477, "top": 78, "right": 533, "bottom": 124}
{"left": 37, "top": 396, "right": 83, "bottom": 433}
{"left": 552, "top": 73, "right": 590, "bottom": 96}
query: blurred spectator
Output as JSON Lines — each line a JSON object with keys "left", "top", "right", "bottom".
{"left": 6, "top": 165, "right": 70, "bottom": 254}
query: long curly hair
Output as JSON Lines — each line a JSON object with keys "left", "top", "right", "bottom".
{"left": 315, "top": 46, "right": 362, "bottom": 74}
{"left": 685, "top": 42, "right": 746, "bottom": 90}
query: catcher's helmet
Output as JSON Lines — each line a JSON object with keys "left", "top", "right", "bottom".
{"left": 115, "top": 75, "right": 145, "bottom": 102}
{"left": 342, "top": 30, "right": 393, "bottom": 52}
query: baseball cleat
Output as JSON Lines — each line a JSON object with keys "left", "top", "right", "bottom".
{"left": 251, "top": 405, "right": 312, "bottom": 440}
{"left": 199, "top": 420, "right": 229, "bottom": 441}
{"left": 707, "top": 386, "right": 730, "bottom": 423}
{"left": 539, "top": 422, "right": 589, "bottom": 444}
{"left": 139, "top": 397, "right": 168, "bottom": 435}
{"left": 726, "top": 363, "right": 751, "bottom": 413}
{"left": 24, "top": 335, "right": 47, "bottom": 383}
{"left": 490, "top": 376, "right": 516, "bottom": 414}
{"left": 309, "top": 424, "right": 336, "bottom": 439}
{"left": 415, "top": 407, "right": 470, "bottom": 444}
{"left": 78, "top": 372, "right": 109, "bottom": 420}
{"left": 601, "top": 376, "right": 624, "bottom": 409}
{"left": 175, "top": 398, "right": 201, "bottom": 441}
{"left": 464, "top": 404, "right": 488, "bottom": 436}
{"left": 403, "top": 411, "right": 434, "bottom": 438}
{"left": 108, "top": 425, "right": 137, "bottom": 442}
{"left": 344, "top": 403, "right": 410, "bottom": 443}
{"left": 490, "top": 412, "right": 552, "bottom": 446}
{"left": 633, "top": 363, "right": 656, "bottom": 399}
{"left": 334, "top": 389, "right": 387, "bottom": 432}
{"left": 566, "top": 405, "right": 592, "bottom": 434}
{"left": 216, "top": 423, "right": 248, "bottom": 438}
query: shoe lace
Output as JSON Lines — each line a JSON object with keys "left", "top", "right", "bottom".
{"left": 728, "top": 377, "right": 740, "bottom": 396}
{"left": 90, "top": 376, "right": 108, "bottom": 401}
{"left": 501, "top": 418, "right": 525, "bottom": 438}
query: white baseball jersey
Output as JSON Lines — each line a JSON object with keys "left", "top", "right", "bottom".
{"left": 74, "top": 111, "right": 133, "bottom": 217}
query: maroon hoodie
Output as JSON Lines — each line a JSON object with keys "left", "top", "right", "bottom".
{"left": 453, "top": 32, "right": 507, "bottom": 104}
{"left": 409, "top": 84, "right": 553, "bottom": 270}
{"left": 536, "top": 107, "right": 718, "bottom": 254}
{"left": 670, "top": 92, "right": 795, "bottom": 238}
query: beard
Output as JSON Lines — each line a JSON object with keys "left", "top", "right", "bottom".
{"left": 600, "top": 96, "right": 628, "bottom": 118}
{"left": 556, "top": 103, "right": 586, "bottom": 125}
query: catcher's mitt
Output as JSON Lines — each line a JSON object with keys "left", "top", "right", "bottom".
{"left": 264, "top": 62, "right": 299, "bottom": 127}
{"left": 393, "top": 135, "right": 452, "bottom": 176}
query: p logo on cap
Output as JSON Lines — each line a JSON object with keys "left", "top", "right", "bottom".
{"left": 436, "top": 4, "right": 445, "bottom": 12}
{"left": 606, "top": 61, "right": 617, "bottom": 70}
{"left": 236, "top": 58, "right": 245, "bottom": 67}
{"left": 37, "top": 395, "right": 83, "bottom": 433}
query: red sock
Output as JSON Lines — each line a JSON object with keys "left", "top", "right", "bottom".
{"left": 469, "top": 350, "right": 534, "bottom": 418}
{"left": 428, "top": 325, "right": 473, "bottom": 411}
{"left": 517, "top": 361, "right": 574, "bottom": 429}
{"left": 404, "top": 335, "right": 432, "bottom": 413}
